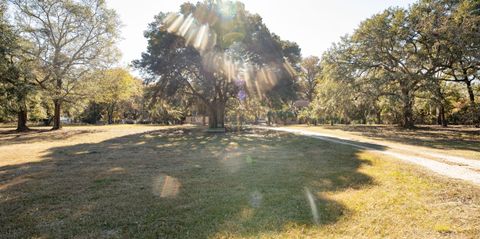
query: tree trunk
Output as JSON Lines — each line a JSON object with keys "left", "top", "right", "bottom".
{"left": 16, "top": 109, "right": 29, "bottom": 132}
{"left": 436, "top": 107, "right": 441, "bottom": 125}
{"left": 437, "top": 106, "right": 447, "bottom": 127}
{"left": 108, "top": 104, "right": 115, "bottom": 124}
{"left": 441, "top": 112, "right": 447, "bottom": 127}
{"left": 401, "top": 87, "right": 415, "bottom": 128}
{"left": 361, "top": 114, "right": 367, "bottom": 125}
{"left": 307, "top": 89, "right": 314, "bottom": 102}
{"left": 402, "top": 103, "right": 414, "bottom": 128}
{"left": 465, "top": 80, "right": 480, "bottom": 127}
{"left": 208, "top": 107, "right": 217, "bottom": 129}
{"left": 108, "top": 112, "right": 113, "bottom": 124}
{"left": 466, "top": 80, "right": 475, "bottom": 104}
{"left": 430, "top": 80, "right": 448, "bottom": 127}
{"left": 52, "top": 99, "right": 62, "bottom": 130}
{"left": 217, "top": 101, "right": 225, "bottom": 128}
{"left": 208, "top": 101, "right": 226, "bottom": 129}
{"left": 376, "top": 110, "right": 383, "bottom": 124}
{"left": 16, "top": 93, "right": 30, "bottom": 132}
{"left": 208, "top": 109, "right": 224, "bottom": 128}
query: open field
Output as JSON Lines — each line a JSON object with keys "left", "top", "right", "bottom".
{"left": 1, "top": 125, "right": 480, "bottom": 238}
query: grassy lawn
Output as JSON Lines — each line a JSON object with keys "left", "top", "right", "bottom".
{"left": 285, "top": 124, "right": 480, "bottom": 160}
{"left": 1, "top": 126, "right": 480, "bottom": 238}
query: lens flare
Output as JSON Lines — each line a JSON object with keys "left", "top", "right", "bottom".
{"left": 249, "top": 190, "right": 263, "bottom": 208}
{"left": 305, "top": 187, "right": 320, "bottom": 225}
{"left": 194, "top": 25, "right": 209, "bottom": 51}
{"left": 162, "top": 3, "right": 297, "bottom": 99}
{"left": 179, "top": 14, "right": 195, "bottom": 37}
{"left": 167, "top": 14, "right": 184, "bottom": 33}
{"left": 152, "top": 175, "right": 181, "bottom": 198}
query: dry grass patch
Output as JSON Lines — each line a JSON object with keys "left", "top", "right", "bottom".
{"left": 0, "top": 126, "right": 479, "bottom": 238}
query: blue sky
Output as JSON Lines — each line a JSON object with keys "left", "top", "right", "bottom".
{"left": 106, "top": 0, "right": 418, "bottom": 69}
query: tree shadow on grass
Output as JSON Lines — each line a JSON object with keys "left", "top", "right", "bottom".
{"left": 0, "top": 127, "right": 384, "bottom": 238}
{"left": 323, "top": 125, "right": 480, "bottom": 152}
{"left": 0, "top": 128, "right": 100, "bottom": 146}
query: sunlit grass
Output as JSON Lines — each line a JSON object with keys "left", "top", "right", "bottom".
{"left": 0, "top": 126, "right": 479, "bottom": 238}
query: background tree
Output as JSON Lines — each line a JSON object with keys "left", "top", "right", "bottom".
{"left": 147, "top": 99, "right": 186, "bottom": 125}
{"left": 299, "top": 56, "right": 321, "bottom": 102}
{"left": 436, "top": 0, "right": 480, "bottom": 125}
{"left": 226, "top": 97, "right": 268, "bottom": 125}
{"left": 315, "top": 0, "right": 479, "bottom": 128}
{"left": 0, "top": 2, "right": 37, "bottom": 131}
{"left": 94, "top": 68, "right": 142, "bottom": 124}
{"left": 350, "top": 8, "right": 437, "bottom": 128}
{"left": 10, "top": 0, "right": 121, "bottom": 130}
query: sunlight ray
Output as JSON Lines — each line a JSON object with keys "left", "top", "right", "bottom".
{"left": 179, "top": 14, "right": 195, "bottom": 37}
{"left": 194, "top": 25, "right": 209, "bottom": 51}
{"left": 167, "top": 14, "right": 185, "bottom": 33}
{"left": 305, "top": 187, "right": 320, "bottom": 225}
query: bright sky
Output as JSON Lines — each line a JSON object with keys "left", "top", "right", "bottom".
{"left": 106, "top": 0, "right": 418, "bottom": 70}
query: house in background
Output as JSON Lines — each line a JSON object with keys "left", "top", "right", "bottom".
{"left": 60, "top": 116, "right": 74, "bottom": 124}
{"left": 293, "top": 100, "right": 310, "bottom": 110}
{"left": 185, "top": 101, "right": 208, "bottom": 126}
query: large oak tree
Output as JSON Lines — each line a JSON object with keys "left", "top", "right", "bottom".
{"left": 134, "top": 0, "right": 299, "bottom": 129}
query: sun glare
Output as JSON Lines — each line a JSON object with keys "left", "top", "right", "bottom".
{"left": 162, "top": 1, "right": 296, "bottom": 99}
{"left": 153, "top": 175, "right": 181, "bottom": 198}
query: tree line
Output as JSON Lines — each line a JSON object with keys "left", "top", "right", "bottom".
{"left": 304, "top": 0, "right": 480, "bottom": 128}
{"left": 1, "top": 0, "right": 166, "bottom": 130}
{"left": 0, "top": 0, "right": 121, "bottom": 131}
{"left": 1, "top": 0, "right": 479, "bottom": 131}
{"left": 1, "top": 0, "right": 301, "bottom": 131}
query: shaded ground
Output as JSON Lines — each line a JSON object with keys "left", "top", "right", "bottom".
{"left": 1, "top": 126, "right": 479, "bottom": 238}
{"left": 0, "top": 125, "right": 171, "bottom": 147}
{"left": 0, "top": 128, "right": 98, "bottom": 146}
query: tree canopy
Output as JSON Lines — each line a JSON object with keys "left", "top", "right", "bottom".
{"left": 134, "top": 0, "right": 300, "bottom": 129}
{"left": 312, "top": 0, "right": 479, "bottom": 128}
